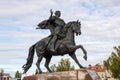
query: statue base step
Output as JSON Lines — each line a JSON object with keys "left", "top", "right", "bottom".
{"left": 22, "top": 69, "right": 100, "bottom": 80}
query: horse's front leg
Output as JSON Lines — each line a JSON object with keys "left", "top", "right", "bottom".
{"left": 69, "top": 53, "right": 84, "bottom": 68}
{"left": 75, "top": 45, "right": 87, "bottom": 61}
{"left": 65, "top": 44, "right": 87, "bottom": 60}
{"left": 44, "top": 55, "right": 52, "bottom": 73}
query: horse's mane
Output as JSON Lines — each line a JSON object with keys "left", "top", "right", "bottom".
{"left": 65, "top": 21, "right": 76, "bottom": 28}
{"left": 61, "top": 21, "right": 77, "bottom": 34}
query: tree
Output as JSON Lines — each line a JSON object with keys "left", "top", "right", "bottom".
{"left": 15, "top": 70, "right": 21, "bottom": 78}
{"left": 50, "top": 58, "right": 75, "bottom": 72}
{"left": 104, "top": 46, "right": 120, "bottom": 79}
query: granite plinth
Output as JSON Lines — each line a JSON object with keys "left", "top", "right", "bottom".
{"left": 23, "top": 69, "right": 100, "bottom": 80}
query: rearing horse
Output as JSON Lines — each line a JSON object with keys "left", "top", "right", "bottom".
{"left": 22, "top": 20, "right": 87, "bottom": 74}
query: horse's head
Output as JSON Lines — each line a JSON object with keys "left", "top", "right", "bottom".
{"left": 71, "top": 20, "right": 81, "bottom": 36}
{"left": 36, "top": 20, "right": 50, "bottom": 29}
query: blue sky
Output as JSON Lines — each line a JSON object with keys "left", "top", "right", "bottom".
{"left": 0, "top": 0, "right": 120, "bottom": 77}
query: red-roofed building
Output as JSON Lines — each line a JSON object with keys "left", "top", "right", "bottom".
{"left": 88, "top": 64, "right": 105, "bottom": 72}
{"left": 87, "top": 64, "right": 115, "bottom": 80}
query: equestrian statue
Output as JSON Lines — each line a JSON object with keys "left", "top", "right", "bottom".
{"left": 22, "top": 9, "right": 87, "bottom": 74}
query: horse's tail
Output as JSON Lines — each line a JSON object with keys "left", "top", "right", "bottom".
{"left": 22, "top": 44, "right": 36, "bottom": 74}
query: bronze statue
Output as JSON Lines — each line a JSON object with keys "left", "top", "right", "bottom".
{"left": 22, "top": 9, "right": 87, "bottom": 74}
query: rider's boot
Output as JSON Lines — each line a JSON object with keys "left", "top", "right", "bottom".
{"left": 49, "top": 35, "right": 57, "bottom": 52}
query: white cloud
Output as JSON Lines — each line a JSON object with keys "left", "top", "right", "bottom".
{"left": 93, "top": 0, "right": 120, "bottom": 7}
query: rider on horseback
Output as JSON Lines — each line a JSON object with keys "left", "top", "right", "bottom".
{"left": 47, "top": 9, "right": 66, "bottom": 52}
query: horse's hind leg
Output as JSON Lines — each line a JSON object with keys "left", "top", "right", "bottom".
{"left": 36, "top": 46, "right": 45, "bottom": 73}
{"left": 69, "top": 53, "right": 84, "bottom": 68}
{"left": 36, "top": 54, "right": 43, "bottom": 74}
{"left": 35, "top": 41, "right": 46, "bottom": 73}
{"left": 45, "top": 55, "right": 52, "bottom": 72}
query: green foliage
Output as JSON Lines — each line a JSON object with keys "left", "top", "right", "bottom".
{"left": 15, "top": 70, "right": 21, "bottom": 78}
{"left": 50, "top": 58, "right": 75, "bottom": 72}
{"left": 104, "top": 46, "right": 120, "bottom": 79}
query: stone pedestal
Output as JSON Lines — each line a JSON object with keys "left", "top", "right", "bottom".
{"left": 23, "top": 69, "right": 100, "bottom": 80}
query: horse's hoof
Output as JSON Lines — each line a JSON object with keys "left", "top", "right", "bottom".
{"left": 49, "top": 70, "right": 52, "bottom": 73}
{"left": 38, "top": 72, "right": 42, "bottom": 74}
{"left": 83, "top": 56, "right": 87, "bottom": 61}
{"left": 22, "top": 64, "right": 26, "bottom": 68}
{"left": 80, "top": 66, "right": 85, "bottom": 69}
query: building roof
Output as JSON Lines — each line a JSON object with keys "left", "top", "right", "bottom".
{"left": 88, "top": 64, "right": 105, "bottom": 72}
{"left": 3, "top": 73, "right": 10, "bottom": 76}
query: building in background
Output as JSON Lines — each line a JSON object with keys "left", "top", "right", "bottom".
{"left": 87, "top": 64, "right": 115, "bottom": 80}
{"left": 0, "top": 68, "right": 11, "bottom": 80}
{"left": 2, "top": 73, "right": 11, "bottom": 80}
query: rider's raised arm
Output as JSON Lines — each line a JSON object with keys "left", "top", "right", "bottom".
{"left": 49, "top": 9, "right": 53, "bottom": 21}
